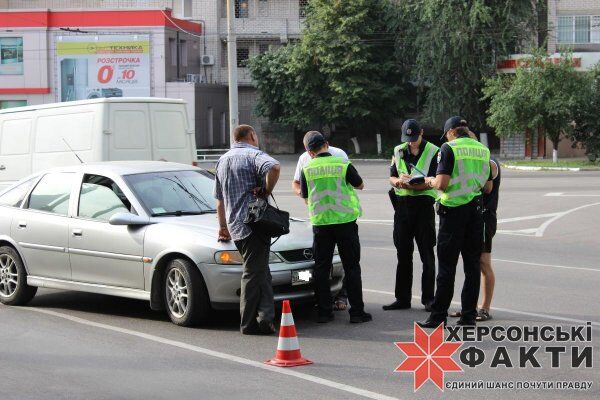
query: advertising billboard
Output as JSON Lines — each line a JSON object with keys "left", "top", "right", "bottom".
{"left": 56, "top": 34, "right": 150, "bottom": 102}
{"left": 0, "top": 37, "right": 24, "bottom": 75}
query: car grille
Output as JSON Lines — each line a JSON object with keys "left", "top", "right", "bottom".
{"left": 278, "top": 248, "right": 313, "bottom": 263}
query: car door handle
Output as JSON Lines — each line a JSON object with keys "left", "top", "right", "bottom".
{"left": 72, "top": 229, "right": 83, "bottom": 237}
{"left": 17, "top": 221, "right": 27, "bottom": 228}
{"left": 0, "top": 165, "right": 5, "bottom": 171}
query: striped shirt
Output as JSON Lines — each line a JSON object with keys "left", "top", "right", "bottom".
{"left": 214, "top": 142, "right": 279, "bottom": 241}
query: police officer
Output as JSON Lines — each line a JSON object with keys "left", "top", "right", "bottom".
{"left": 383, "top": 119, "right": 438, "bottom": 312}
{"left": 418, "top": 117, "right": 492, "bottom": 328}
{"left": 300, "top": 131, "right": 372, "bottom": 324}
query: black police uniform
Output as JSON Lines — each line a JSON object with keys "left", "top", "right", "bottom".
{"left": 422, "top": 133, "right": 492, "bottom": 326}
{"left": 387, "top": 140, "right": 438, "bottom": 309}
{"left": 300, "top": 153, "right": 370, "bottom": 323}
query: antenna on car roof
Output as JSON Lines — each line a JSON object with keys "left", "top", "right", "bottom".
{"left": 62, "top": 138, "right": 84, "bottom": 164}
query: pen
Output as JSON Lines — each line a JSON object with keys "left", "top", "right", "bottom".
{"left": 408, "top": 163, "right": 426, "bottom": 176}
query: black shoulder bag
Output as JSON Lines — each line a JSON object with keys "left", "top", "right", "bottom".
{"left": 243, "top": 154, "right": 290, "bottom": 238}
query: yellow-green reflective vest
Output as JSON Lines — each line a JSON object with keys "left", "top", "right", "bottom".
{"left": 303, "top": 156, "right": 362, "bottom": 226}
{"left": 439, "top": 137, "right": 491, "bottom": 207}
{"left": 393, "top": 141, "right": 439, "bottom": 198}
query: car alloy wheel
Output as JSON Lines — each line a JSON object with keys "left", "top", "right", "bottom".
{"left": 0, "top": 253, "right": 18, "bottom": 298}
{"left": 166, "top": 267, "right": 189, "bottom": 319}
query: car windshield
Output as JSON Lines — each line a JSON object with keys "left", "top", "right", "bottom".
{"left": 125, "top": 170, "right": 217, "bottom": 217}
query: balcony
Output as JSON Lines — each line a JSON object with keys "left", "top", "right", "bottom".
{"left": 219, "top": 18, "right": 304, "bottom": 40}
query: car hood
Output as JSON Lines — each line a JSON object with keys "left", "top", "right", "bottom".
{"left": 150, "top": 214, "right": 313, "bottom": 251}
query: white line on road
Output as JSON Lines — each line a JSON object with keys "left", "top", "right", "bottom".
{"left": 545, "top": 192, "right": 600, "bottom": 197}
{"left": 16, "top": 307, "right": 399, "bottom": 400}
{"left": 492, "top": 258, "right": 600, "bottom": 273}
{"left": 363, "top": 246, "right": 599, "bottom": 273}
{"left": 535, "top": 202, "right": 600, "bottom": 237}
{"left": 363, "top": 289, "right": 600, "bottom": 329}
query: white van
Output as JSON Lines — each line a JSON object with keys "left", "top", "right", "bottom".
{"left": 0, "top": 97, "right": 197, "bottom": 188}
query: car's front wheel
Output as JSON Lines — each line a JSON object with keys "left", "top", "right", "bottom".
{"left": 0, "top": 246, "right": 37, "bottom": 306}
{"left": 164, "top": 258, "right": 211, "bottom": 326}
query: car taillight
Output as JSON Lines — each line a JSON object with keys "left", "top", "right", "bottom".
{"left": 192, "top": 161, "right": 199, "bottom": 166}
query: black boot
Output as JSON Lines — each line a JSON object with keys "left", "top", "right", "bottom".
{"left": 382, "top": 300, "right": 411, "bottom": 311}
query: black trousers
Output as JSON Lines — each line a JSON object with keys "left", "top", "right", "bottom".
{"left": 430, "top": 199, "right": 484, "bottom": 322}
{"left": 313, "top": 221, "right": 365, "bottom": 317}
{"left": 234, "top": 231, "right": 275, "bottom": 332}
{"left": 392, "top": 198, "right": 436, "bottom": 306}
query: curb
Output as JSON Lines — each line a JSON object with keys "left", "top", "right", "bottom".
{"left": 501, "top": 164, "right": 600, "bottom": 172}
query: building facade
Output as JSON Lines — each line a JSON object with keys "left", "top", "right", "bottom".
{"left": 1, "top": 0, "right": 307, "bottom": 152}
{"left": 500, "top": 0, "right": 600, "bottom": 159}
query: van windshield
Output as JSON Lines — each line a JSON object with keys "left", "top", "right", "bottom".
{"left": 125, "top": 170, "right": 216, "bottom": 217}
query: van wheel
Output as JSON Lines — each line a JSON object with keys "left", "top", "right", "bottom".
{"left": 0, "top": 246, "right": 37, "bottom": 306}
{"left": 164, "top": 258, "right": 211, "bottom": 326}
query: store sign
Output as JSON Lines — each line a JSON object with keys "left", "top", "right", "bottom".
{"left": 56, "top": 35, "right": 150, "bottom": 102}
{"left": 0, "top": 37, "right": 24, "bottom": 75}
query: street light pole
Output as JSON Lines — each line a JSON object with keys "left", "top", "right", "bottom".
{"left": 226, "top": 0, "right": 239, "bottom": 144}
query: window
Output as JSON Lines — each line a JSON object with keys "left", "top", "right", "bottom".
{"left": 593, "top": 16, "right": 600, "bottom": 43}
{"left": 0, "top": 178, "right": 37, "bottom": 208}
{"left": 299, "top": 0, "right": 309, "bottom": 18}
{"left": 179, "top": 40, "right": 188, "bottom": 67}
{"left": 207, "top": 107, "right": 214, "bottom": 147}
{"left": 28, "top": 173, "right": 75, "bottom": 216}
{"left": 575, "top": 16, "right": 590, "bottom": 43}
{"left": 237, "top": 47, "right": 250, "bottom": 67}
{"left": 557, "top": 15, "right": 600, "bottom": 44}
{"left": 236, "top": 0, "right": 249, "bottom": 18}
{"left": 0, "top": 37, "right": 24, "bottom": 75}
{"left": 221, "top": 112, "right": 227, "bottom": 145}
{"left": 169, "top": 38, "right": 177, "bottom": 67}
{"left": 259, "top": 43, "right": 270, "bottom": 55}
{"left": 125, "top": 170, "right": 216, "bottom": 216}
{"left": 0, "top": 100, "right": 26, "bottom": 109}
{"left": 78, "top": 175, "right": 132, "bottom": 221}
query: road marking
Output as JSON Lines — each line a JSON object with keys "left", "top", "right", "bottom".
{"left": 535, "top": 202, "right": 600, "bottom": 237}
{"left": 492, "top": 258, "right": 599, "bottom": 273}
{"left": 16, "top": 307, "right": 399, "bottom": 400}
{"left": 363, "top": 289, "right": 600, "bottom": 329}
{"left": 496, "top": 213, "right": 560, "bottom": 224}
{"left": 545, "top": 192, "right": 600, "bottom": 197}
{"left": 362, "top": 246, "right": 599, "bottom": 273}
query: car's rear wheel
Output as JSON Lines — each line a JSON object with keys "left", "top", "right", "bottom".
{"left": 0, "top": 246, "right": 37, "bottom": 306}
{"left": 164, "top": 258, "right": 210, "bottom": 326}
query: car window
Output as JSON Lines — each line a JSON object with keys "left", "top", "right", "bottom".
{"left": 0, "top": 177, "right": 37, "bottom": 208}
{"left": 78, "top": 174, "right": 133, "bottom": 221}
{"left": 125, "top": 170, "right": 216, "bottom": 216}
{"left": 28, "top": 173, "right": 75, "bottom": 216}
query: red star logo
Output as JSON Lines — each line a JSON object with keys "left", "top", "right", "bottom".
{"left": 394, "top": 323, "right": 463, "bottom": 391}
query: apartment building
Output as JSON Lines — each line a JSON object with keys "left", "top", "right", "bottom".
{"left": 499, "top": 0, "right": 600, "bottom": 159}
{"left": 1, "top": 0, "right": 306, "bottom": 151}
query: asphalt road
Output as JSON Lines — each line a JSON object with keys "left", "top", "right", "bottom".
{"left": 1, "top": 157, "right": 599, "bottom": 400}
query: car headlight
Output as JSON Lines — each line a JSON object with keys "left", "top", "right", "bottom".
{"left": 214, "top": 251, "right": 282, "bottom": 265}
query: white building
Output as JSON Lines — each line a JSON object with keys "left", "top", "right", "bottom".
{"left": 1, "top": 0, "right": 307, "bottom": 152}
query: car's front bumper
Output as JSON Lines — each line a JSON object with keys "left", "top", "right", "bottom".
{"left": 201, "top": 256, "right": 344, "bottom": 310}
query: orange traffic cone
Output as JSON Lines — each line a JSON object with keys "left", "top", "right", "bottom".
{"left": 265, "top": 300, "right": 313, "bottom": 367}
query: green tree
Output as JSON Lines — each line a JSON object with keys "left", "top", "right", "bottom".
{"left": 397, "top": 0, "right": 537, "bottom": 130}
{"left": 572, "top": 64, "right": 600, "bottom": 160}
{"left": 249, "top": 0, "right": 406, "bottom": 134}
{"left": 483, "top": 52, "right": 593, "bottom": 162}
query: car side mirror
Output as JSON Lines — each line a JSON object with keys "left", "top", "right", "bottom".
{"left": 109, "top": 212, "right": 152, "bottom": 226}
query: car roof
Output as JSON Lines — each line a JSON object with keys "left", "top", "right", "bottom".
{"left": 41, "top": 161, "right": 201, "bottom": 176}
{"left": 0, "top": 97, "right": 186, "bottom": 115}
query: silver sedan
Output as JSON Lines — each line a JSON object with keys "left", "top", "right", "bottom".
{"left": 0, "top": 161, "right": 343, "bottom": 326}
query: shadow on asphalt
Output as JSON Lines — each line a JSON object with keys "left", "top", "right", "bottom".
{"left": 28, "top": 290, "right": 436, "bottom": 342}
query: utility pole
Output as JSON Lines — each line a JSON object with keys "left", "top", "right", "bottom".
{"left": 226, "top": 0, "right": 239, "bottom": 144}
